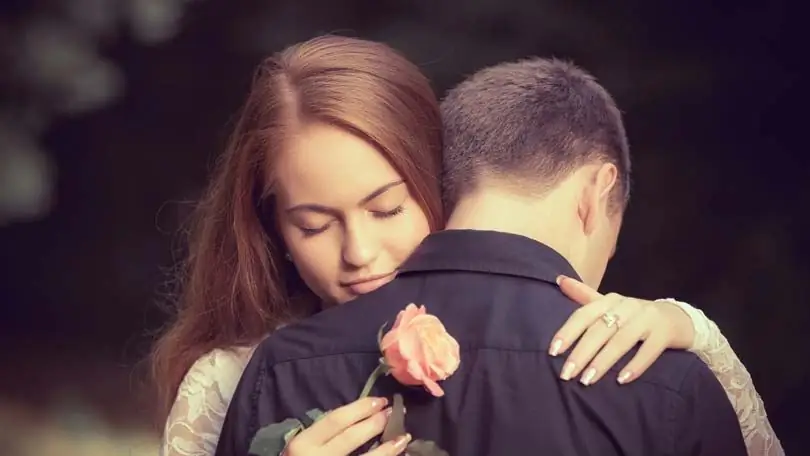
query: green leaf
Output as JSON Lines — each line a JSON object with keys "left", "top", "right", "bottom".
{"left": 248, "top": 418, "right": 303, "bottom": 456}
{"left": 305, "top": 408, "right": 327, "bottom": 424}
{"left": 378, "top": 357, "right": 391, "bottom": 375}
{"left": 282, "top": 425, "right": 301, "bottom": 444}
{"left": 381, "top": 393, "right": 406, "bottom": 443}
{"left": 406, "top": 439, "right": 450, "bottom": 456}
{"left": 377, "top": 321, "right": 388, "bottom": 347}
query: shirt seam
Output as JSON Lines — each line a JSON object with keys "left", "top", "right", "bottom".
{"left": 264, "top": 345, "right": 699, "bottom": 394}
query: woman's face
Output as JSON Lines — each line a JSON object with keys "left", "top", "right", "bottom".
{"left": 274, "top": 123, "right": 431, "bottom": 306}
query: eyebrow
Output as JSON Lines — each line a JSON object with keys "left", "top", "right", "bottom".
{"left": 285, "top": 180, "right": 405, "bottom": 216}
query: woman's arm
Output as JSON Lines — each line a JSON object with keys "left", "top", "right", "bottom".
{"left": 162, "top": 347, "right": 254, "bottom": 456}
{"left": 663, "top": 299, "right": 784, "bottom": 456}
{"left": 551, "top": 276, "right": 784, "bottom": 456}
{"left": 162, "top": 346, "right": 406, "bottom": 456}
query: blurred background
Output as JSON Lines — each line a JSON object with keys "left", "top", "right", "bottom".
{"left": 0, "top": 0, "right": 805, "bottom": 455}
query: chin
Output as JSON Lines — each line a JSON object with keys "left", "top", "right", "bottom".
{"left": 328, "top": 295, "right": 352, "bottom": 307}
{"left": 334, "top": 288, "right": 370, "bottom": 306}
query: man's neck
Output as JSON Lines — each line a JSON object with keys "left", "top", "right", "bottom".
{"left": 444, "top": 189, "right": 580, "bottom": 263}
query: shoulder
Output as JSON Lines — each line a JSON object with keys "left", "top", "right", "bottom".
{"left": 188, "top": 346, "right": 256, "bottom": 376}
{"left": 254, "top": 297, "right": 402, "bottom": 365}
{"left": 627, "top": 348, "right": 710, "bottom": 394}
{"left": 179, "top": 346, "right": 258, "bottom": 402}
{"left": 162, "top": 346, "right": 259, "bottom": 455}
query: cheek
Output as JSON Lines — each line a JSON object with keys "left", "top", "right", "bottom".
{"left": 281, "top": 227, "right": 340, "bottom": 301}
{"left": 383, "top": 203, "right": 431, "bottom": 263}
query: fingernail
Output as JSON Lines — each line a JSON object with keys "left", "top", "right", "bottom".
{"left": 550, "top": 338, "right": 563, "bottom": 356}
{"left": 384, "top": 407, "right": 393, "bottom": 416}
{"left": 617, "top": 371, "right": 632, "bottom": 384}
{"left": 580, "top": 367, "right": 597, "bottom": 386}
{"left": 370, "top": 397, "right": 388, "bottom": 408}
{"left": 561, "top": 361, "right": 576, "bottom": 380}
{"left": 394, "top": 433, "right": 412, "bottom": 449}
{"left": 556, "top": 275, "right": 567, "bottom": 286}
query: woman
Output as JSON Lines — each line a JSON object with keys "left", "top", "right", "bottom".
{"left": 152, "top": 35, "right": 781, "bottom": 456}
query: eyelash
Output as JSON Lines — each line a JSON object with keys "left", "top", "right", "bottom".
{"left": 299, "top": 205, "right": 405, "bottom": 237}
{"left": 373, "top": 205, "right": 405, "bottom": 219}
{"left": 300, "top": 226, "right": 327, "bottom": 237}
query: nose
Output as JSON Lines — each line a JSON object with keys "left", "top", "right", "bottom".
{"left": 341, "top": 217, "right": 380, "bottom": 268}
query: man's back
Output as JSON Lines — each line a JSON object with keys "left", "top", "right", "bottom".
{"left": 216, "top": 230, "right": 745, "bottom": 455}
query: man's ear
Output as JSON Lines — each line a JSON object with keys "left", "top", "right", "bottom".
{"left": 578, "top": 163, "right": 618, "bottom": 235}
{"left": 596, "top": 162, "right": 618, "bottom": 203}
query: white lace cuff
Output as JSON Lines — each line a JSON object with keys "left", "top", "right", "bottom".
{"left": 655, "top": 298, "right": 784, "bottom": 456}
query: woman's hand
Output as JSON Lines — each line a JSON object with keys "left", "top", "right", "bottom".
{"left": 549, "top": 275, "right": 695, "bottom": 385}
{"left": 284, "top": 397, "right": 412, "bottom": 456}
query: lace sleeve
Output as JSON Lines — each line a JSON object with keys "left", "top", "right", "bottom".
{"left": 161, "top": 346, "right": 256, "bottom": 456}
{"left": 660, "top": 299, "right": 785, "bottom": 456}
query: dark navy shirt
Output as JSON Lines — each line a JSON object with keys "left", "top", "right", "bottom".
{"left": 215, "top": 230, "right": 746, "bottom": 456}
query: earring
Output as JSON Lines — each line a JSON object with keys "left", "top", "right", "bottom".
{"left": 285, "top": 252, "right": 292, "bottom": 262}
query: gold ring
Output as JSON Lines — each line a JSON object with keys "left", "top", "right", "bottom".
{"left": 601, "top": 312, "right": 619, "bottom": 329}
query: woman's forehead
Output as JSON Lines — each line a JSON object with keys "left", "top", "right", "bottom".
{"left": 274, "top": 123, "right": 404, "bottom": 208}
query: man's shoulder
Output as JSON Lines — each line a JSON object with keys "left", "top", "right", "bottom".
{"left": 621, "top": 347, "right": 712, "bottom": 394}
{"left": 255, "top": 283, "right": 412, "bottom": 366}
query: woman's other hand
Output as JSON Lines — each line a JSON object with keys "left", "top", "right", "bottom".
{"left": 283, "top": 397, "right": 411, "bottom": 456}
{"left": 549, "top": 275, "right": 695, "bottom": 385}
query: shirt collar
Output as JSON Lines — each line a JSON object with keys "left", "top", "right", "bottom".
{"left": 399, "top": 229, "right": 581, "bottom": 284}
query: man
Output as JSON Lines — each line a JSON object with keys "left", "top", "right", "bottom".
{"left": 216, "top": 58, "right": 746, "bottom": 455}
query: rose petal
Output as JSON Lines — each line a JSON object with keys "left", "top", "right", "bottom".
{"left": 380, "top": 328, "right": 400, "bottom": 351}
{"left": 424, "top": 346, "right": 446, "bottom": 379}
{"left": 444, "top": 338, "right": 461, "bottom": 375}
{"left": 391, "top": 306, "right": 409, "bottom": 330}
{"left": 418, "top": 330, "right": 438, "bottom": 374}
{"left": 390, "top": 364, "right": 420, "bottom": 386}
{"left": 394, "top": 327, "right": 422, "bottom": 361}
{"left": 380, "top": 304, "right": 459, "bottom": 395}
{"left": 432, "top": 336, "right": 460, "bottom": 378}
{"left": 422, "top": 377, "right": 445, "bottom": 397}
{"left": 399, "top": 304, "right": 422, "bottom": 326}
{"left": 405, "top": 359, "right": 427, "bottom": 383}
{"left": 383, "top": 342, "right": 407, "bottom": 368}
{"left": 383, "top": 342, "right": 420, "bottom": 387}
{"left": 389, "top": 358, "right": 423, "bottom": 386}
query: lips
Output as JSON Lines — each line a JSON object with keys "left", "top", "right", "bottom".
{"left": 342, "top": 272, "right": 396, "bottom": 295}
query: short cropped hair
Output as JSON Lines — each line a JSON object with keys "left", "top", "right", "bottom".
{"left": 440, "top": 58, "right": 631, "bottom": 210}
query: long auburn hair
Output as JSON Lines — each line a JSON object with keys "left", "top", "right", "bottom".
{"left": 150, "top": 35, "right": 444, "bottom": 423}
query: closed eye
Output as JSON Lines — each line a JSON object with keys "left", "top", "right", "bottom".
{"left": 300, "top": 224, "right": 330, "bottom": 237}
{"left": 299, "top": 205, "right": 403, "bottom": 237}
{"left": 372, "top": 205, "right": 404, "bottom": 219}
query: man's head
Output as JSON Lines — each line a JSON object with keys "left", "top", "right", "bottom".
{"left": 441, "top": 58, "right": 631, "bottom": 288}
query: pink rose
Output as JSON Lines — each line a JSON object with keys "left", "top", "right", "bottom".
{"left": 380, "top": 304, "right": 460, "bottom": 397}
